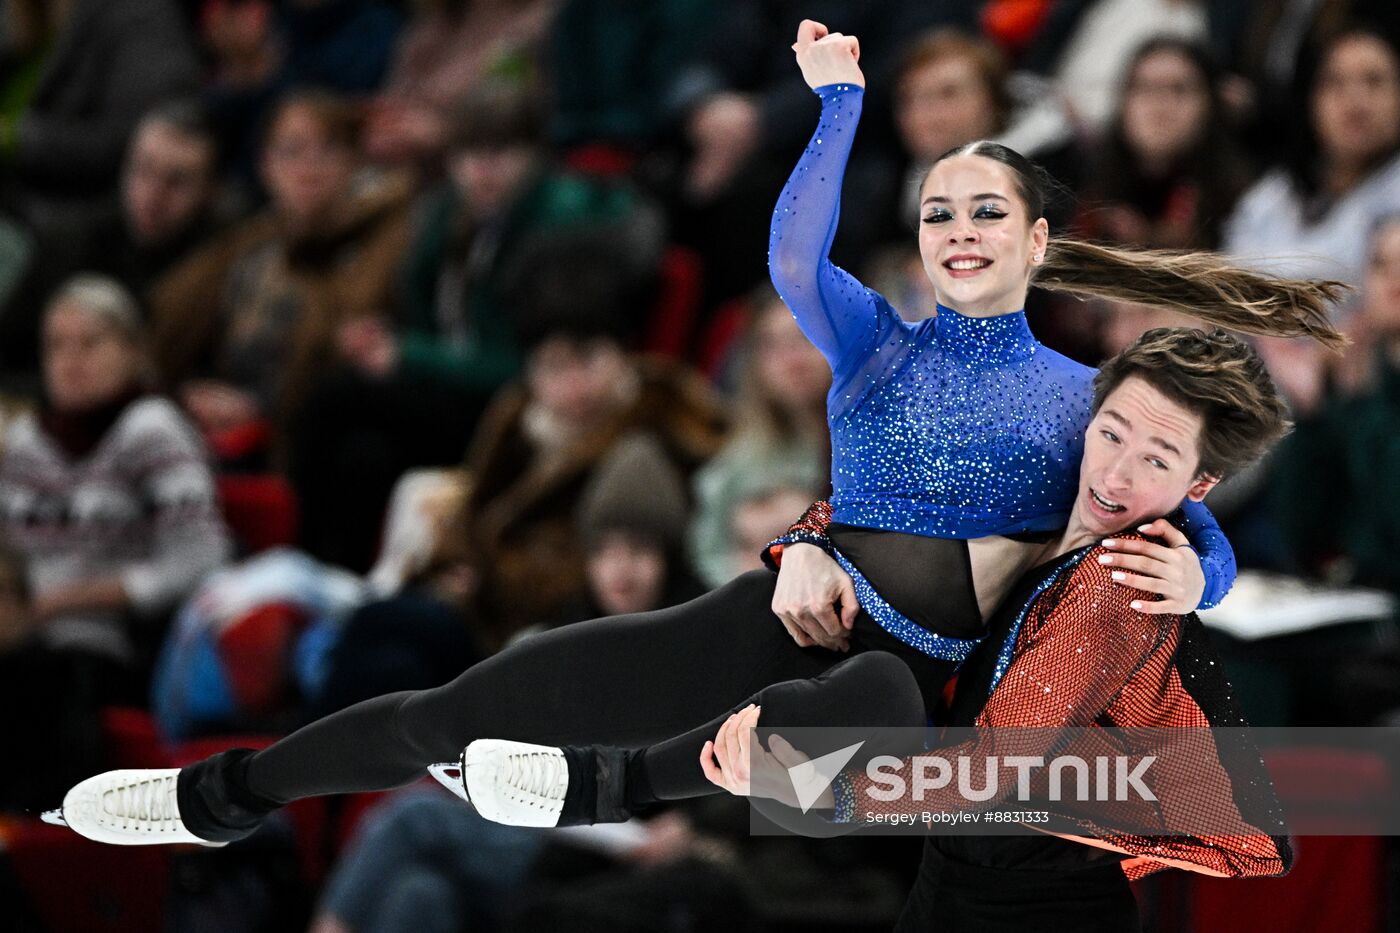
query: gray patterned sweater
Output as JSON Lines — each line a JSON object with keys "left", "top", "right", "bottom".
{"left": 0, "top": 397, "right": 231, "bottom": 661}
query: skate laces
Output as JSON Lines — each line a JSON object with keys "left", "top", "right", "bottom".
{"left": 504, "top": 750, "right": 568, "bottom": 806}
{"left": 106, "top": 774, "right": 181, "bottom": 833}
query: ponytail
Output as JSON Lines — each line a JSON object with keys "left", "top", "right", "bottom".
{"left": 930, "top": 140, "right": 1351, "bottom": 352}
{"left": 1036, "top": 238, "right": 1349, "bottom": 352}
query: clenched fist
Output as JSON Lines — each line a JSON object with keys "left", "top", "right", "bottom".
{"left": 791, "top": 19, "right": 864, "bottom": 90}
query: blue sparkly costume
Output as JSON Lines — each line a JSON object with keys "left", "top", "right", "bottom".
{"left": 768, "top": 83, "right": 1234, "bottom": 627}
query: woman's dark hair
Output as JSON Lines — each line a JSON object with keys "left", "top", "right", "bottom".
{"left": 1286, "top": 24, "right": 1400, "bottom": 207}
{"left": 1088, "top": 37, "right": 1251, "bottom": 248}
{"left": 927, "top": 141, "right": 1350, "bottom": 350}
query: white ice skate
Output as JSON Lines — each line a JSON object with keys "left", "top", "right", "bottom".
{"left": 459, "top": 739, "right": 569, "bottom": 827}
{"left": 42, "top": 769, "right": 223, "bottom": 846}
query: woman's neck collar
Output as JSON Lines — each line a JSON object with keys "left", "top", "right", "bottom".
{"left": 935, "top": 299, "right": 1026, "bottom": 320}
{"left": 932, "top": 303, "right": 1036, "bottom": 363}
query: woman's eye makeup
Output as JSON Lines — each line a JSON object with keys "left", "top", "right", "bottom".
{"left": 921, "top": 204, "right": 1008, "bottom": 223}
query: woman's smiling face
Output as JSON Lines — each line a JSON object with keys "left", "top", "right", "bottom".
{"left": 917, "top": 153, "right": 1048, "bottom": 317}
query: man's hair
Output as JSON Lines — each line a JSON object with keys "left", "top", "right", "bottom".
{"left": 265, "top": 91, "right": 361, "bottom": 152}
{"left": 138, "top": 98, "right": 218, "bottom": 148}
{"left": 507, "top": 229, "right": 637, "bottom": 353}
{"left": 448, "top": 79, "right": 546, "bottom": 153}
{"left": 1091, "top": 328, "right": 1292, "bottom": 480}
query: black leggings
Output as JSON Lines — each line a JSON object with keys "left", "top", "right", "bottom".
{"left": 243, "top": 570, "right": 935, "bottom": 806}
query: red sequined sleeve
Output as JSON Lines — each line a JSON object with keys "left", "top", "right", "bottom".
{"left": 762, "top": 499, "right": 834, "bottom": 570}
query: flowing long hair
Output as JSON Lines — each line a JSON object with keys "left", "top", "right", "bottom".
{"left": 933, "top": 140, "right": 1350, "bottom": 351}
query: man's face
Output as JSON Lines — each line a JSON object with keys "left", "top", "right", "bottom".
{"left": 526, "top": 335, "right": 627, "bottom": 425}
{"left": 123, "top": 122, "right": 216, "bottom": 245}
{"left": 1072, "top": 376, "right": 1218, "bottom": 538}
{"left": 449, "top": 145, "right": 535, "bottom": 218}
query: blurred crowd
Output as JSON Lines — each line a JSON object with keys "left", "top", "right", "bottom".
{"left": 1, "top": 0, "right": 1399, "bottom": 930}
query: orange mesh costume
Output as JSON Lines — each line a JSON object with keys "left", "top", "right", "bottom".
{"left": 827, "top": 533, "right": 1292, "bottom": 882}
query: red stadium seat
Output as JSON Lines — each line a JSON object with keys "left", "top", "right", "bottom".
{"left": 217, "top": 474, "right": 299, "bottom": 554}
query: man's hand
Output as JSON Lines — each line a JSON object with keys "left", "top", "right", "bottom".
{"left": 336, "top": 316, "right": 400, "bottom": 378}
{"left": 180, "top": 380, "right": 261, "bottom": 435}
{"left": 699, "top": 704, "right": 833, "bottom": 809}
{"left": 772, "top": 543, "right": 857, "bottom": 650}
{"left": 1100, "top": 519, "right": 1206, "bottom": 614}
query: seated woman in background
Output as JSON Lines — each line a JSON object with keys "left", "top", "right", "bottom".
{"left": 148, "top": 91, "right": 413, "bottom": 475}
{"left": 1272, "top": 212, "right": 1400, "bottom": 594}
{"left": 0, "top": 274, "right": 230, "bottom": 673}
{"left": 689, "top": 287, "right": 830, "bottom": 587}
{"left": 0, "top": 275, "right": 229, "bottom": 807}
{"left": 1224, "top": 25, "right": 1400, "bottom": 293}
{"left": 1079, "top": 37, "right": 1253, "bottom": 250}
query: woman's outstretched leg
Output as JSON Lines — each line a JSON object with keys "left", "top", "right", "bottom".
{"left": 461, "top": 650, "right": 929, "bottom": 827}
{"left": 164, "top": 570, "right": 838, "bottom": 841}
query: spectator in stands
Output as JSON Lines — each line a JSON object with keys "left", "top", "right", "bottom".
{"left": 1272, "top": 214, "right": 1400, "bottom": 592}
{"left": 571, "top": 434, "right": 705, "bottom": 621}
{"left": 1233, "top": 1, "right": 1400, "bottom": 156}
{"left": 689, "top": 289, "right": 829, "bottom": 586}
{"left": 148, "top": 91, "right": 413, "bottom": 474}
{"left": 0, "top": 0, "right": 200, "bottom": 240}
{"left": 0, "top": 275, "right": 229, "bottom": 698}
{"left": 1080, "top": 38, "right": 1253, "bottom": 250}
{"left": 202, "top": 0, "right": 402, "bottom": 193}
{"left": 1019, "top": 0, "right": 1247, "bottom": 135}
{"left": 1224, "top": 26, "right": 1400, "bottom": 291}
{"left": 289, "top": 81, "right": 660, "bottom": 571}
{"left": 365, "top": 0, "right": 558, "bottom": 168}
{"left": 102, "top": 101, "right": 224, "bottom": 298}
{"left": 424, "top": 237, "right": 725, "bottom": 647}
{"left": 0, "top": 100, "right": 224, "bottom": 384}
{"left": 394, "top": 80, "right": 658, "bottom": 418}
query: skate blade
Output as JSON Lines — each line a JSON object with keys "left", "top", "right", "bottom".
{"left": 40, "top": 808, "right": 67, "bottom": 827}
{"left": 426, "top": 762, "right": 471, "bottom": 805}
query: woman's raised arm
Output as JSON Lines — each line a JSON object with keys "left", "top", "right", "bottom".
{"left": 768, "top": 21, "right": 885, "bottom": 368}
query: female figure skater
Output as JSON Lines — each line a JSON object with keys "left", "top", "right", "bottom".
{"left": 49, "top": 20, "right": 1341, "bottom": 846}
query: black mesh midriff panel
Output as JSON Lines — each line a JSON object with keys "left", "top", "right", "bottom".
{"left": 828, "top": 523, "right": 982, "bottom": 639}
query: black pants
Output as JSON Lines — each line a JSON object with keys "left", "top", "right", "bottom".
{"left": 241, "top": 570, "right": 938, "bottom": 807}
{"left": 895, "top": 842, "right": 1140, "bottom": 933}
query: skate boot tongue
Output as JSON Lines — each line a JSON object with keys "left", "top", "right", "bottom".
{"left": 461, "top": 740, "right": 635, "bottom": 827}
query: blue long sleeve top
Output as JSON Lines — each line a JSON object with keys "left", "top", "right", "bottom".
{"left": 768, "top": 83, "right": 1234, "bottom": 609}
